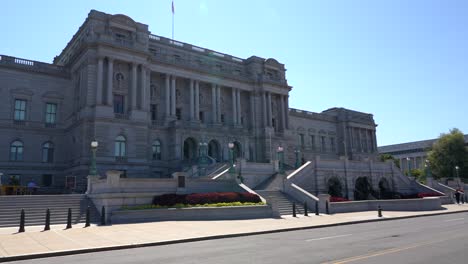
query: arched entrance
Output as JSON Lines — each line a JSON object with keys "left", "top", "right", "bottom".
{"left": 208, "top": 140, "right": 221, "bottom": 161}
{"left": 183, "top": 137, "right": 198, "bottom": 161}
{"left": 379, "top": 178, "right": 391, "bottom": 199}
{"left": 327, "top": 177, "right": 343, "bottom": 197}
{"left": 354, "top": 177, "right": 372, "bottom": 200}
{"left": 233, "top": 141, "right": 242, "bottom": 161}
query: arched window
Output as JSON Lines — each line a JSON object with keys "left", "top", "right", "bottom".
{"left": 10, "top": 140, "right": 24, "bottom": 161}
{"left": 152, "top": 140, "right": 162, "bottom": 160}
{"left": 42, "top": 142, "right": 54, "bottom": 163}
{"left": 114, "top": 135, "right": 126, "bottom": 157}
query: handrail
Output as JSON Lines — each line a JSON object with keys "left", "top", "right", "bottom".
{"left": 212, "top": 168, "right": 230, "bottom": 180}
{"left": 290, "top": 183, "right": 319, "bottom": 201}
{"left": 286, "top": 161, "right": 312, "bottom": 180}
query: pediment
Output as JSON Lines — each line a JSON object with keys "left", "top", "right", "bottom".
{"left": 10, "top": 88, "right": 34, "bottom": 96}
{"left": 109, "top": 14, "right": 137, "bottom": 32}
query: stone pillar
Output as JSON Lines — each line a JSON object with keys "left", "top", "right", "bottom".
{"left": 96, "top": 57, "right": 103, "bottom": 105}
{"left": 190, "top": 80, "right": 195, "bottom": 120}
{"left": 267, "top": 92, "right": 272, "bottom": 127}
{"left": 165, "top": 74, "right": 170, "bottom": 116}
{"left": 232, "top": 88, "right": 237, "bottom": 125}
{"left": 372, "top": 130, "right": 378, "bottom": 153}
{"left": 195, "top": 81, "right": 200, "bottom": 121}
{"left": 363, "top": 129, "right": 368, "bottom": 153}
{"left": 211, "top": 84, "right": 216, "bottom": 123}
{"left": 285, "top": 95, "right": 290, "bottom": 129}
{"left": 171, "top": 76, "right": 176, "bottom": 116}
{"left": 107, "top": 58, "right": 114, "bottom": 106}
{"left": 250, "top": 92, "right": 255, "bottom": 128}
{"left": 262, "top": 92, "right": 267, "bottom": 127}
{"left": 131, "top": 63, "right": 137, "bottom": 109}
{"left": 216, "top": 85, "right": 221, "bottom": 123}
{"left": 236, "top": 89, "right": 241, "bottom": 125}
{"left": 141, "top": 66, "right": 147, "bottom": 110}
{"left": 280, "top": 95, "right": 286, "bottom": 131}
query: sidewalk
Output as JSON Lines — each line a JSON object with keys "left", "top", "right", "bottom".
{"left": 1, "top": 204, "right": 467, "bottom": 261}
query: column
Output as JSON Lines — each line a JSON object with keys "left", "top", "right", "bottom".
{"left": 96, "top": 57, "right": 103, "bottom": 105}
{"left": 107, "top": 58, "right": 114, "bottom": 106}
{"left": 363, "top": 129, "right": 368, "bottom": 153}
{"left": 211, "top": 84, "right": 216, "bottom": 123}
{"left": 141, "top": 66, "right": 147, "bottom": 110}
{"left": 131, "top": 63, "right": 137, "bottom": 109}
{"left": 232, "top": 88, "right": 237, "bottom": 125}
{"left": 250, "top": 92, "right": 255, "bottom": 128}
{"left": 280, "top": 95, "right": 286, "bottom": 131}
{"left": 216, "top": 85, "right": 221, "bottom": 123}
{"left": 165, "top": 74, "right": 170, "bottom": 116}
{"left": 236, "top": 89, "right": 241, "bottom": 125}
{"left": 171, "top": 76, "right": 176, "bottom": 116}
{"left": 285, "top": 95, "right": 290, "bottom": 129}
{"left": 190, "top": 80, "right": 195, "bottom": 120}
{"left": 262, "top": 92, "right": 267, "bottom": 127}
{"left": 372, "top": 130, "right": 378, "bottom": 153}
{"left": 267, "top": 92, "right": 272, "bottom": 127}
{"left": 195, "top": 81, "right": 200, "bottom": 121}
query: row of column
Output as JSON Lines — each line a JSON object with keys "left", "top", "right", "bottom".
{"left": 400, "top": 156, "right": 425, "bottom": 171}
{"left": 96, "top": 57, "right": 148, "bottom": 110}
{"left": 348, "top": 127, "right": 377, "bottom": 153}
{"left": 262, "top": 91, "right": 288, "bottom": 131}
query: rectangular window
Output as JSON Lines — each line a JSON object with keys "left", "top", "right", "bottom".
{"left": 299, "top": 134, "right": 305, "bottom": 148}
{"left": 65, "top": 176, "right": 76, "bottom": 189}
{"left": 150, "top": 104, "right": 157, "bottom": 121}
{"left": 45, "top": 103, "right": 57, "bottom": 124}
{"left": 221, "top": 114, "right": 225, "bottom": 123}
{"left": 14, "top": 99, "right": 26, "bottom": 121}
{"left": 199, "top": 111, "right": 204, "bottom": 123}
{"left": 272, "top": 118, "right": 276, "bottom": 129}
{"left": 113, "top": 95, "right": 124, "bottom": 114}
{"left": 176, "top": 108, "right": 182, "bottom": 120}
{"left": 330, "top": 137, "right": 336, "bottom": 152}
{"left": 8, "top": 175, "right": 21, "bottom": 186}
{"left": 42, "top": 174, "right": 52, "bottom": 187}
{"left": 321, "top": 136, "right": 326, "bottom": 152}
{"left": 310, "top": 135, "right": 316, "bottom": 150}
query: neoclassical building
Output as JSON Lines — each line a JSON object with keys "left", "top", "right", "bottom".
{"left": 0, "top": 10, "right": 378, "bottom": 192}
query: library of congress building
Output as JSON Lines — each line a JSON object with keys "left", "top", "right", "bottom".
{"left": 0, "top": 10, "right": 378, "bottom": 192}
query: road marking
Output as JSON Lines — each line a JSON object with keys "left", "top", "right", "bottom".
{"left": 305, "top": 234, "right": 352, "bottom": 242}
{"left": 443, "top": 218, "right": 464, "bottom": 222}
{"left": 322, "top": 234, "right": 464, "bottom": 264}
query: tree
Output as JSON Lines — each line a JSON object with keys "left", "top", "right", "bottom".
{"left": 379, "top": 153, "right": 400, "bottom": 168}
{"left": 427, "top": 128, "right": 467, "bottom": 179}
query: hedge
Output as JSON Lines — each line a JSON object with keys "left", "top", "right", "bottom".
{"left": 153, "top": 192, "right": 261, "bottom": 206}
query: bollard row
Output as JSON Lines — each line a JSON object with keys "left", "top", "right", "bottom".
{"left": 17, "top": 206, "right": 94, "bottom": 232}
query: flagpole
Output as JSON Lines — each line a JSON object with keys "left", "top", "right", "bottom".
{"left": 172, "top": 0, "right": 174, "bottom": 41}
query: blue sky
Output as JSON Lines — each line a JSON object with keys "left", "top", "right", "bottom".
{"left": 1, "top": 0, "right": 467, "bottom": 146}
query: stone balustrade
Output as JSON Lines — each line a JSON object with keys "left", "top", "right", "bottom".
{"left": 0, "top": 54, "right": 69, "bottom": 77}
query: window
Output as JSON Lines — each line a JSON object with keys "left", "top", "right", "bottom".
{"left": 221, "top": 114, "right": 225, "bottom": 123}
{"left": 321, "top": 136, "right": 326, "bottom": 152}
{"left": 8, "top": 175, "right": 21, "bottom": 186}
{"left": 199, "top": 111, "right": 204, "bottom": 123}
{"left": 176, "top": 108, "right": 182, "bottom": 120}
{"left": 65, "top": 176, "right": 76, "bottom": 189}
{"left": 42, "top": 142, "right": 54, "bottom": 163}
{"left": 150, "top": 104, "right": 157, "bottom": 121}
{"left": 14, "top": 99, "right": 26, "bottom": 121}
{"left": 113, "top": 95, "right": 124, "bottom": 114}
{"left": 310, "top": 135, "right": 316, "bottom": 150}
{"left": 45, "top": 103, "right": 57, "bottom": 124}
{"left": 114, "top": 135, "right": 126, "bottom": 157}
{"left": 330, "top": 137, "right": 336, "bottom": 152}
{"left": 272, "top": 118, "right": 276, "bottom": 129}
{"left": 299, "top": 134, "right": 305, "bottom": 148}
{"left": 152, "top": 140, "right": 162, "bottom": 160}
{"left": 10, "top": 140, "right": 24, "bottom": 161}
{"left": 42, "top": 174, "right": 52, "bottom": 187}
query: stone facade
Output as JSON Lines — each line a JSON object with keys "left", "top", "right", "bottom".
{"left": 0, "top": 10, "right": 378, "bottom": 192}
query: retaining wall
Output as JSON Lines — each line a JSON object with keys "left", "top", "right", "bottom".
{"left": 330, "top": 197, "right": 442, "bottom": 213}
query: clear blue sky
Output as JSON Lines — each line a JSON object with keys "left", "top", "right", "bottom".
{"left": 2, "top": 0, "right": 467, "bottom": 146}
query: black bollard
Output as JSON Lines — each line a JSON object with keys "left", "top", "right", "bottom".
{"left": 315, "top": 201, "right": 319, "bottom": 216}
{"left": 378, "top": 205, "right": 383, "bottom": 217}
{"left": 44, "top": 209, "right": 50, "bottom": 231}
{"left": 85, "top": 206, "right": 91, "bottom": 227}
{"left": 101, "top": 206, "right": 106, "bottom": 225}
{"left": 66, "top": 208, "right": 72, "bottom": 229}
{"left": 326, "top": 201, "right": 330, "bottom": 214}
{"left": 18, "top": 209, "right": 25, "bottom": 233}
{"left": 292, "top": 202, "right": 296, "bottom": 217}
{"left": 304, "top": 202, "right": 308, "bottom": 216}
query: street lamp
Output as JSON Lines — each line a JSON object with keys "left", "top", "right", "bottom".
{"left": 406, "top": 157, "right": 411, "bottom": 177}
{"left": 425, "top": 160, "right": 432, "bottom": 178}
{"left": 89, "top": 140, "right": 98, "bottom": 176}
{"left": 455, "top": 165, "right": 460, "bottom": 187}
{"left": 228, "top": 142, "right": 235, "bottom": 174}
{"left": 198, "top": 142, "right": 208, "bottom": 176}
{"left": 277, "top": 146, "right": 285, "bottom": 174}
{"left": 294, "top": 148, "right": 300, "bottom": 169}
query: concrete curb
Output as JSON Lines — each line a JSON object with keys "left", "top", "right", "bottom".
{"left": 1, "top": 209, "right": 468, "bottom": 262}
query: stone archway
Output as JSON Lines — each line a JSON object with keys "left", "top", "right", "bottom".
{"left": 354, "top": 177, "right": 372, "bottom": 200}
{"left": 183, "top": 137, "right": 198, "bottom": 161}
{"left": 208, "top": 140, "right": 221, "bottom": 161}
{"left": 379, "top": 178, "right": 392, "bottom": 199}
{"left": 327, "top": 177, "right": 343, "bottom": 197}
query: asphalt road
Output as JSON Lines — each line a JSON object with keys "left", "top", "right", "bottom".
{"left": 6, "top": 212, "right": 468, "bottom": 264}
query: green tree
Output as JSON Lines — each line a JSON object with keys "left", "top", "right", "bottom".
{"left": 427, "top": 128, "right": 467, "bottom": 179}
{"left": 379, "top": 153, "right": 400, "bottom": 168}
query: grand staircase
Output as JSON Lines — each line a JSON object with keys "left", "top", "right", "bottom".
{"left": 0, "top": 194, "right": 99, "bottom": 228}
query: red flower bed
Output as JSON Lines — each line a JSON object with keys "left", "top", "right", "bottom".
{"left": 417, "top": 192, "right": 444, "bottom": 198}
{"left": 330, "top": 196, "right": 350, "bottom": 202}
{"left": 152, "top": 192, "right": 261, "bottom": 206}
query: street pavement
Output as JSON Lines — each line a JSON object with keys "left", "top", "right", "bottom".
{"left": 1, "top": 204, "right": 468, "bottom": 263}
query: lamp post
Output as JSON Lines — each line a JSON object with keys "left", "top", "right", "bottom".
{"left": 294, "top": 149, "right": 300, "bottom": 169}
{"left": 228, "top": 142, "right": 235, "bottom": 175}
{"left": 425, "top": 160, "right": 432, "bottom": 178}
{"left": 455, "top": 165, "right": 460, "bottom": 187}
{"left": 277, "top": 146, "right": 285, "bottom": 174}
{"left": 89, "top": 140, "right": 98, "bottom": 176}
{"left": 406, "top": 157, "right": 411, "bottom": 177}
{"left": 198, "top": 141, "right": 208, "bottom": 176}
